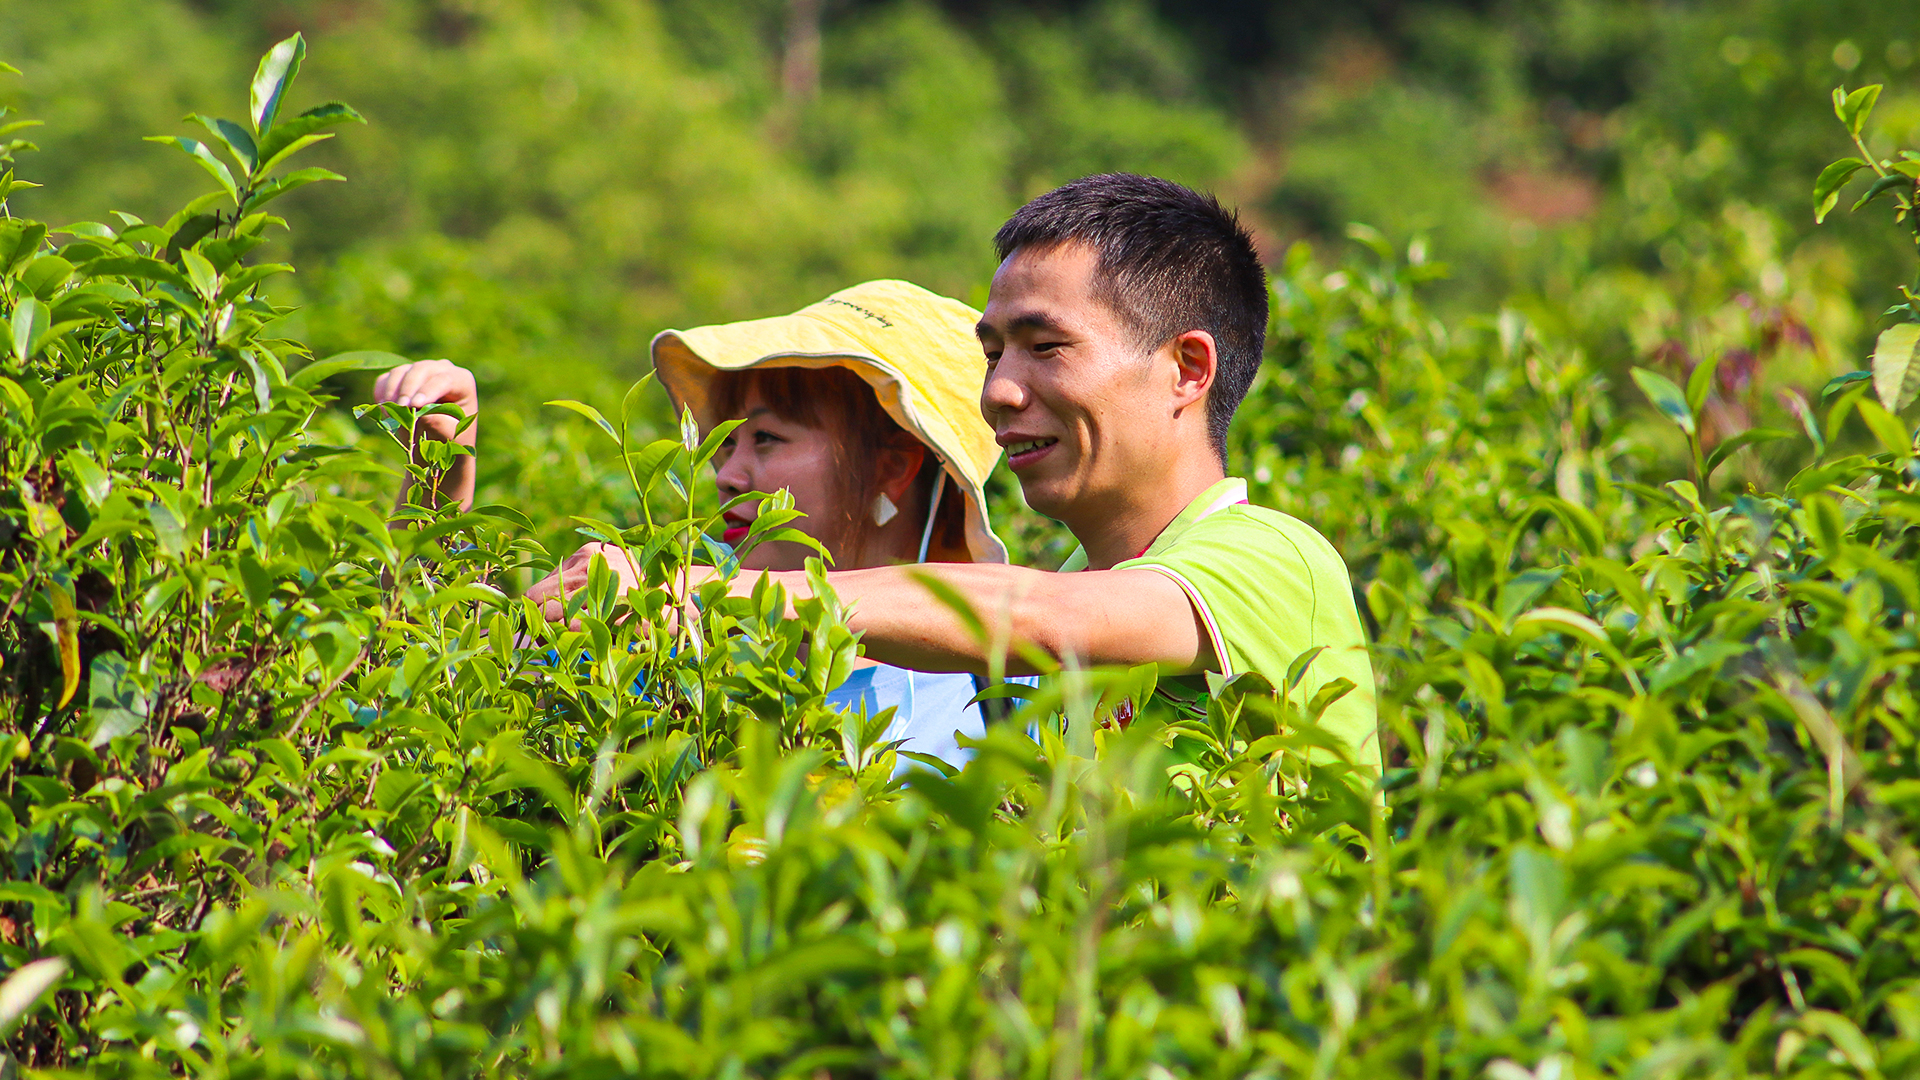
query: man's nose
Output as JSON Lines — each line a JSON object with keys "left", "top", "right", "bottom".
{"left": 981, "top": 363, "right": 1027, "bottom": 421}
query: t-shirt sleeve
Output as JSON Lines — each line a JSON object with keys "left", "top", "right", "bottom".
{"left": 1122, "top": 512, "right": 1331, "bottom": 674}
{"left": 1120, "top": 510, "right": 1380, "bottom": 773}
{"left": 1122, "top": 560, "right": 1236, "bottom": 676}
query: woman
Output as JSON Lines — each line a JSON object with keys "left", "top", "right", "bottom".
{"left": 651, "top": 279, "right": 1013, "bottom": 769}
{"left": 379, "top": 280, "right": 1014, "bottom": 770}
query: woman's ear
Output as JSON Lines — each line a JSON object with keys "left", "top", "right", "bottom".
{"left": 874, "top": 438, "right": 927, "bottom": 503}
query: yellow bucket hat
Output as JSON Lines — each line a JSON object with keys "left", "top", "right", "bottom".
{"left": 651, "top": 279, "right": 1008, "bottom": 564}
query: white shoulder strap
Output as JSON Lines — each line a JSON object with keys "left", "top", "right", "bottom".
{"left": 916, "top": 469, "right": 949, "bottom": 563}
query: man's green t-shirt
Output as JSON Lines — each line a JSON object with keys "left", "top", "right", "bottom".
{"left": 1061, "top": 477, "right": 1380, "bottom": 776}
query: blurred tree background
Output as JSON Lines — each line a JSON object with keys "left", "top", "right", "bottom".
{"left": 3, "top": 0, "right": 1917, "bottom": 494}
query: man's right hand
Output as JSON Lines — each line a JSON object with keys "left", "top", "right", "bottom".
{"left": 373, "top": 359, "right": 479, "bottom": 446}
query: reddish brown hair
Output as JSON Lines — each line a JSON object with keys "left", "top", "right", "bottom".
{"left": 709, "top": 365, "right": 968, "bottom": 563}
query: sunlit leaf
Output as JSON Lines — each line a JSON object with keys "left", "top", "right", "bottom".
{"left": 293, "top": 349, "right": 408, "bottom": 389}
{"left": 9, "top": 295, "right": 47, "bottom": 360}
{"left": 1871, "top": 323, "right": 1920, "bottom": 413}
{"left": 46, "top": 580, "right": 80, "bottom": 709}
{"left": 1684, "top": 350, "right": 1720, "bottom": 414}
{"left": 547, "top": 398, "right": 617, "bottom": 439}
{"left": 0, "top": 958, "right": 66, "bottom": 1036}
{"left": 187, "top": 113, "right": 258, "bottom": 174}
{"left": 1855, "top": 399, "right": 1911, "bottom": 459}
{"left": 251, "top": 33, "right": 307, "bottom": 132}
{"left": 243, "top": 165, "right": 344, "bottom": 212}
{"left": 255, "top": 101, "right": 364, "bottom": 172}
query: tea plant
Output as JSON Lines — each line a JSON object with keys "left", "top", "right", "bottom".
{"left": 2, "top": 40, "right": 1918, "bottom": 1080}
{"left": 0, "top": 36, "right": 891, "bottom": 1072}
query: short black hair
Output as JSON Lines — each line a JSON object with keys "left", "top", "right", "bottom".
{"left": 993, "top": 173, "right": 1268, "bottom": 461}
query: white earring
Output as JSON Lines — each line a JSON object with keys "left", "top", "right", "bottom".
{"left": 872, "top": 492, "right": 898, "bottom": 526}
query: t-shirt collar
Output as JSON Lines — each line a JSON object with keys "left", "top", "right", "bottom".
{"left": 1059, "top": 477, "right": 1249, "bottom": 571}
{"left": 1137, "top": 477, "right": 1248, "bottom": 560}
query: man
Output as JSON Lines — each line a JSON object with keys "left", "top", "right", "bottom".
{"left": 532, "top": 173, "right": 1379, "bottom": 776}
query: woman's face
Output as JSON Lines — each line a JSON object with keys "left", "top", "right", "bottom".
{"left": 713, "top": 387, "right": 849, "bottom": 571}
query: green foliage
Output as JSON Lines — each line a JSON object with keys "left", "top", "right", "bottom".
{"left": 3, "top": 27, "right": 1920, "bottom": 1080}
{"left": 0, "top": 40, "right": 893, "bottom": 1071}
{"left": 1274, "top": 0, "right": 1920, "bottom": 280}
{"left": 1811, "top": 79, "right": 1920, "bottom": 431}
{"left": 0, "top": 0, "right": 1243, "bottom": 399}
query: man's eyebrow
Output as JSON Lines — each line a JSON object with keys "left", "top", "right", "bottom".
{"left": 976, "top": 311, "right": 1071, "bottom": 340}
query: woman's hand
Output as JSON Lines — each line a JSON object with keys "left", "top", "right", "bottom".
{"left": 374, "top": 359, "right": 479, "bottom": 446}
{"left": 525, "top": 542, "right": 645, "bottom": 624}
{"left": 526, "top": 542, "right": 727, "bottom": 626}
{"left": 373, "top": 360, "right": 479, "bottom": 512}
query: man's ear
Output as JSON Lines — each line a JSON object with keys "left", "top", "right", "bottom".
{"left": 1169, "top": 329, "right": 1218, "bottom": 415}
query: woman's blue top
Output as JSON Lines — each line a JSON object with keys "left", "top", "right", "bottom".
{"left": 825, "top": 664, "right": 991, "bottom": 773}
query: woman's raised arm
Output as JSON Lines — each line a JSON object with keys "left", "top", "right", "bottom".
{"left": 372, "top": 359, "right": 479, "bottom": 513}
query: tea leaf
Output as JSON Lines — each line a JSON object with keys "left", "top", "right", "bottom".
{"left": 9, "top": 295, "right": 47, "bottom": 360}
{"left": 1685, "top": 350, "right": 1721, "bottom": 414}
{"left": 255, "top": 102, "right": 363, "bottom": 172}
{"left": 1630, "top": 366, "right": 1695, "bottom": 434}
{"left": 244, "top": 165, "right": 343, "bottom": 211}
{"left": 1855, "top": 399, "right": 1910, "bottom": 458}
{"left": 1871, "top": 322, "right": 1920, "bottom": 412}
{"left": 250, "top": 33, "right": 307, "bottom": 132}
{"left": 180, "top": 247, "right": 218, "bottom": 300}
{"left": 145, "top": 136, "right": 237, "bottom": 201}
{"left": 1704, "top": 427, "right": 1793, "bottom": 477}
{"left": 187, "top": 113, "right": 258, "bottom": 174}
{"left": 1850, "top": 171, "right": 1908, "bottom": 213}
{"left": 1799, "top": 1010, "right": 1877, "bottom": 1071}
{"left": 1835, "top": 84, "right": 1882, "bottom": 136}
{"left": 1284, "top": 644, "right": 1326, "bottom": 691}
{"left": 293, "top": 349, "right": 408, "bottom": 389}
{"left": 46, "top": 579, "right": 80, "bottom": 709}
{"left": 87, "top": 653, "right": 149, "bottom": 746}
{"left": 547, "top": 398, "right": 617, "bottom": 440}
{"left": 1495, "top": 567, "right": 1565, "bottom": 625}
{"left": 1814, "top": 157, "right": 1866, "bottom": 222}
{"left": 0, "top": 958, "right": 66, "bottom": 1035}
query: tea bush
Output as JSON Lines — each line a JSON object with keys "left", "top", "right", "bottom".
{"left": 4, "top": 37, "right": 1920, "bottom": 1080}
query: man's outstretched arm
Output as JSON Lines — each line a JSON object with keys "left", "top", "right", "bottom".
{"left": 797, "top": 561, "right": 1216, "bottom": 675}
{"left": 526, "top": 543, "right": 1216, "bottom": 676}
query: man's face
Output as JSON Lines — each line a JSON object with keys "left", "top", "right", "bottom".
{"left": 977, "top": 243, "right": 1172, "bottom": 521}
